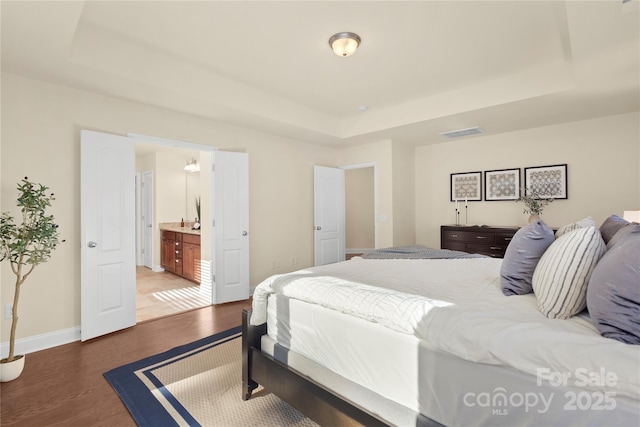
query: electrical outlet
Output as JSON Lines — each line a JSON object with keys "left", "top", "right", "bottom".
{"left": 4, "top": 304, "right": 12, "bottom": 320}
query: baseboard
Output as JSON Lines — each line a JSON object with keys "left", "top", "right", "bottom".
{"left": 1, "top": 326, "right": 80, "bottom": 359}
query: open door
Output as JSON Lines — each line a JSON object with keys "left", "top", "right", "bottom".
{"left": 212, "top": 151, "right": 250, "bottom": 303}
{"left": 142, "top": 171, "right": 153, "bottom": 269}
{"left": 81, "top": 130, "right": 136, "bottom": 341}
{"left": 314, "top": 166, "right": 345, "bottom": 266}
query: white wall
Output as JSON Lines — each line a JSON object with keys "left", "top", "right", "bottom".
{"left": 415, "top": 112, "right": 640, "bottom": 248}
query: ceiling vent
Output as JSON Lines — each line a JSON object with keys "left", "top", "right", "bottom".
{"left": 439, "top": 127, "right": 484, "bottom": 139}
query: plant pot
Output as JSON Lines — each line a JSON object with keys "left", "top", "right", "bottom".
{"left": 1, "top": 355, "right": 25, "bottom": 382}
{"left": 528, "top": 214, "right": 541, "bottom": 224}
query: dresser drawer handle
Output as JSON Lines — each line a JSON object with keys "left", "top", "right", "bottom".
{"left": 505, "top": 237, "right": 512, "bottom": 241}
{"left": 451, "top": 234, "right": 458, "bottom": 238}
{"left": 490, "top": 246, "right": 501, "bottom": 250}
{"left": 476, "top": 236, "right": 487, "bottom": 240}
{"left": 175, "top": 259, "right": 180, "bottom": 263}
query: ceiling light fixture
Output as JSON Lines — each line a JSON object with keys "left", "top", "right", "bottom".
{"left": 184, "top": 158, "right": 200, "bottom": 172}
{"left": 329, "top": 32, "right": 361, "bottom": 57}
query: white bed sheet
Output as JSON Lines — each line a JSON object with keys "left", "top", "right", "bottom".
{"left": 265, "top": 295, "right": 640, "bottom": 426}
{"left": 252, "top": 257, "right": 640, "bottom": 401}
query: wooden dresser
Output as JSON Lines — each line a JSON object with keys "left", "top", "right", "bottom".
{"left": 161, "top": 230, "right": 201, "bottom": 283}
{"left": 440, "top": 225, "right": 520, "bottom": 258}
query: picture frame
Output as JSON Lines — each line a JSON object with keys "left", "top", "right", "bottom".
{"left": 450, "top": 171, "right": 482, "bottom": 201}
{"left": 484, "top": 168, "right": 520, "bottom": 201}
{"left": 524, "top": 164, "right": 568, "bottom": 199}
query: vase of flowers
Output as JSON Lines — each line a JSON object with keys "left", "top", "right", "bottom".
{"left": 517, "top": 187, "right": 555, "bottom": 223}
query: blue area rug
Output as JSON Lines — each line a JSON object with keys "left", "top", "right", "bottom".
{"left": 104, "top": 326, "right": 242, "bottom": 427}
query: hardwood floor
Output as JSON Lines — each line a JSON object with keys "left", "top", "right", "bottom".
{"left": 0, "top": 301, "right": 251, "bottom": 426}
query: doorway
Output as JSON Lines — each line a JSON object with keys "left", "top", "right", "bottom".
{"left": 344, "top": 164, "right": 376, "bottom": 257}
{"left": 81, "top": 130, "right": 250, "bottom": 340}
{"left": 134, "top": 142, "right": 211, "bottom": 322}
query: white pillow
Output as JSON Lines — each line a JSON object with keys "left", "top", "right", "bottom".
{"left": 532, "top": 226, "right": 606, "bottom": 319}
{"left": 555, "top": 216, "right": 597, "bottom": 238}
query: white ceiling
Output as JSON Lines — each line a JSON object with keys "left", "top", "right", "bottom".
{"left": 2, "top": 1, "right": 639, "bottom": 147}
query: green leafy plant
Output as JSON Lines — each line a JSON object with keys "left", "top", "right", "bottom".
{"left": 1, "top": 178, "right": 63, "bottom": 364}
{"left": 517, "top": 186, "right": 555, "bottom": 215}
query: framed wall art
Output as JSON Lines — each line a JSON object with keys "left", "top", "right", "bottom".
{"left": 450, "top": 171, "right": 482, "bottom": 201}
{"left": 485, "top": 168, "right": 520, "bottom": 201}
{"left": 524, "top": 164, "right": 568, "bottom": 199}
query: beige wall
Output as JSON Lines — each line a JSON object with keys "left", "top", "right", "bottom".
{"left": 1, "top": 73, "right": 336, "bottom": 342}
{"left": 345, "top": 167, "right": 375, "bottom": 250}
{"left": 392, "top": 142, "right": 416, "bottom": 246}
{"left": 338, "top": 140, "right": 394, "bottom": 247}
{"left": 1, "top": 71, "right": 638, "bottom": 351}
{"left": 415, "top": 112, "right": 640, "bottom": 249}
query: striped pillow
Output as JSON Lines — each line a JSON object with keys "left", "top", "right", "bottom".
{"left": 532, "top": 226, "right": 606, "bottom": 319}
{"left": 555, "top": 216, "right": 596, "bottom": 238}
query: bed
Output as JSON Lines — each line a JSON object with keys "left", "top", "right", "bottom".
{"left": 242, "top": 218, "right": 640, "bottom": 426}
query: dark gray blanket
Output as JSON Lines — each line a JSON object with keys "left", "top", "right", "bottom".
{"left": 360, "top": 245, "right": 486, "bottom": 260}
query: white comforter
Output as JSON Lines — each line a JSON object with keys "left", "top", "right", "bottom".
{"left": 251, "top": 257, "right": 640, "bottom": 399}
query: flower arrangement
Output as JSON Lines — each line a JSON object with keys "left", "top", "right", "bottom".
{"left": 517, "top": 187, "right": 555, "bottom": 215}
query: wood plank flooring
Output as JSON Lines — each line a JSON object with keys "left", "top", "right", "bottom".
{"left": 0, "top": 301, "right": 251, "bottom": 426}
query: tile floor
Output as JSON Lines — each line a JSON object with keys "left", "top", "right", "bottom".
{"left": 136, "top": 266, "right": 211, "bottom": 322}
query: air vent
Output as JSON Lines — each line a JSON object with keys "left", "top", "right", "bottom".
{"left": 439, "top": 127, "right": 484, "bottom": 139}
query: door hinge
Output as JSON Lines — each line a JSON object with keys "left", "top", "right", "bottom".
{"left": 212, "top": 219, "right": 215, "bottom": 227}
{"left": 212, "top": 164, "right": 215, "bottom": 172}
{"left": 213, "top": 274, "right": 216, "bottom": 283}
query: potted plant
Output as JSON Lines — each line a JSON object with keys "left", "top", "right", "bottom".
{"left": 517, "top": 186, "right": 555, "bottom": 223}
{"left": 0, "top": 178, "right": 63, "bottom": 381}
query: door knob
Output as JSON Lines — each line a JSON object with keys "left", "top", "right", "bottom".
{"left": 87, "top": 241, "right": 97, "bottom": 248}
{"left": 315, "top": 226, "right": 322, "bottom": 231}
{"left": 242, "top": 231, "right": 248, "bottom": 236}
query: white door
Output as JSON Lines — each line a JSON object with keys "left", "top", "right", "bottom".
{"left": 142, "top": 171, "right": 153, "bottom": 269}
{"left": 81, "top": 130, "right": 136, "bottom": 341}
{"left": 212, "top": 151, "right": 250, "bottom": 303}
{"left": 314, "top": 166, "right": 345, "bottom": 266}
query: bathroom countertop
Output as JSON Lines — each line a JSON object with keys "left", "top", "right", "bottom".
{"left": 159, "top": 222, "right": 201, "bottom": 235}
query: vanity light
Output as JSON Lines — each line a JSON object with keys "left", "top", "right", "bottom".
{"left": 184, "top": 158, "right": 200, "bottom": 172}
{"left": 329, "top": 32, "right": 361, "bottom": 57}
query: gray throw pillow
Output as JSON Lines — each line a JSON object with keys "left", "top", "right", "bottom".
{"left": 606, "top": 222, "right": 640, "bottom": 250}
{"left": 599, "top": 214, "right": 629, "bottom": 245}
{"left": 586, "top": 227, "right": 640, "bottom": 344}
{"left": 500, "top": 220, "right": 555, "bottom": 296}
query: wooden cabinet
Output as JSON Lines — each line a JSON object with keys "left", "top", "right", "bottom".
{"left": 182, "top": 234, "right": 201, "bottom": 283}
{"left": 441, "top": 225, "right": 519, "bottom": 258}
{"left": 161, "top": 230, "right": 200, "bottom": 283}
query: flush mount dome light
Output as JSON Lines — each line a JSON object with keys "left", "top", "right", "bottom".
{"left": 329, "top": 32, "right": 361, "bottom": 57}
